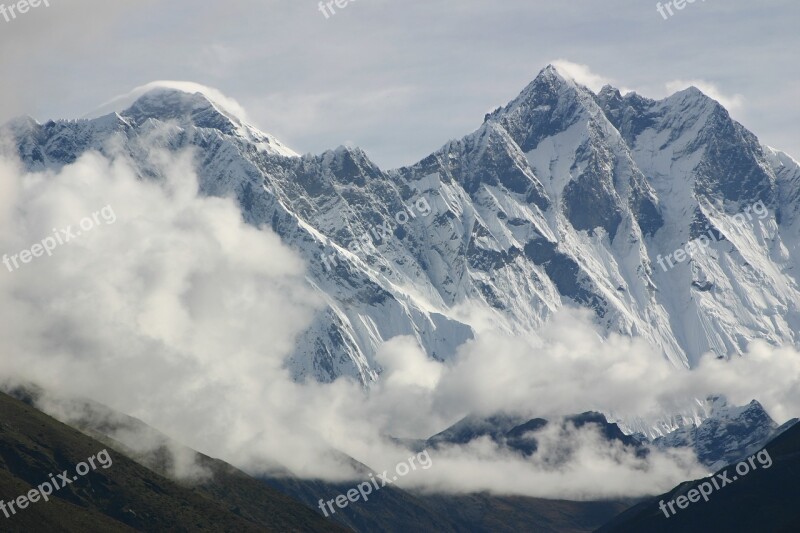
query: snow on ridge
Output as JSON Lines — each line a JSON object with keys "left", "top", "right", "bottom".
{"left": 84, "top": 81, "right": 299, "bottom": 158}
{"left": 86, "top": 81, "right": 250, "bottom": 122}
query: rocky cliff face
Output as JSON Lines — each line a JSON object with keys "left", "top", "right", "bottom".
{"left": 4, "top": 65, "right": 800, "bottom": 389}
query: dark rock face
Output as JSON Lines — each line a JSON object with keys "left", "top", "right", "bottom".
{"left": 424, "top": 411, "right": 645, "bottom": 459}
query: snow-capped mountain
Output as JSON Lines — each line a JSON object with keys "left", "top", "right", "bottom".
{"left": 652, "top": 397, "right": 793, "bottom": 471}
{"left": 4, "top": 67, "right": 800, "bottom": 390}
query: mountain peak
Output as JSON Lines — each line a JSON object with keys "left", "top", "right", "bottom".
{"left": 598, "top": 84, "right": 621, "bottom": 99}
{"left": 494, "top": 64, "right": 585, "bottom": 122}
{"left": 482, "top": 63, "right": 600, "bottom": 154}
{"left": 540, "top": 63, "right": 564, "bottom": 78}
{"left": 80, "top": 82, "right": 298, "bottom": 157}
{"left": 122, "top": 86, "right": 243, "bottom": 134}
{"left": 665, "top": 85, "right": 724, "bottom": 111}
{"left": 88, "top": 81, "right": 248, "bottom": 120}
{"left": 533, "top": 63, "right": 576, "bottom": 89}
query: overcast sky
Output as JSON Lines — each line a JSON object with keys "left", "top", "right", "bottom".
{"left": 2, "top": 0, "right": 800, "bottom": 495}
{"left": 1, "top": 0, "right": 797, "bottom": 169}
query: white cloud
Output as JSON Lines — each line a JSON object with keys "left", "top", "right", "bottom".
{"left": 550, "top": 59, "right": 616, "bottom": 93}
{"left": 376, "top": 336, "right": 444, "bottom": 391}
{"left": 399, "top": 423, "right": 704, "bottom": 499}
{"left": 1, "top": 142, "right": 799, "bottom": 499}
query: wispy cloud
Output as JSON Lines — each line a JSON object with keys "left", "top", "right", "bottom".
{"left": 551, "top": 59, "right": 617, "bottom": 93}
{"left": 87, "top": 80, "right": 251, "bottom": 121}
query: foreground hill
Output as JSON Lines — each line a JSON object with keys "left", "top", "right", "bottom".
{"left": 5, "top": 388, "right": 631, "bottom": 532}
{"left": 596, "top": 420, "right": 800, "bottom": 532}
{"left": 0, "top": 391, "right": 343, "bottom": 532}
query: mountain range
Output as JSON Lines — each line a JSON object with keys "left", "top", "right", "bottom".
{"left": 2, "top": 386, "right": 795, "bottom": 532}
{"left": 3, "top": 64, "right": 800, "bottom": 530}
{"left": 6, "top": 65, "right": 799, "bottom": 394}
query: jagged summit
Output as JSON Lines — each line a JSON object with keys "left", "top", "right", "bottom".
{"left": 519, "top": 65, "right": 725, "bottom": 118}
{"left": 539, "top": 63, "right": 572, "bottom": 82}
{"left": 123, "top": 87, "right": 240, "bottom": 130}
{"left": 662, "top": 85, "right": 726, "bottom": 115}
{"left": 503, "top": 64, "right": 585, "bottom": 109}
{"left": 87, "top": 81, "right": 249, "bottom": 121}
{"left": 87, "top": 82, "right": 299, "bottom": 158}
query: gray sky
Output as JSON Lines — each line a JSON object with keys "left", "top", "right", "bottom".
{"left": 1, "top": 0, "right": 797, "bottom": 169}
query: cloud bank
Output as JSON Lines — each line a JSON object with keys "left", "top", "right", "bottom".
{"left": 1, "top": 142, "right": 799, "bottom": 499}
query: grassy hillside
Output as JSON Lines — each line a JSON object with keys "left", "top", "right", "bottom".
{"left": 3, "top": 387, "right": 631, "bottom": 532}
{"left": 0, "top": 391, "right": 344, "bottom": 532}
{"left": 265, "top": 473, "right": 632, "bottom": 532}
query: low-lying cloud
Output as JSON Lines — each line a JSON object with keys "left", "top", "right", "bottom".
{"left": 1, "top": 142, "right": 798, "bottom": 500}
